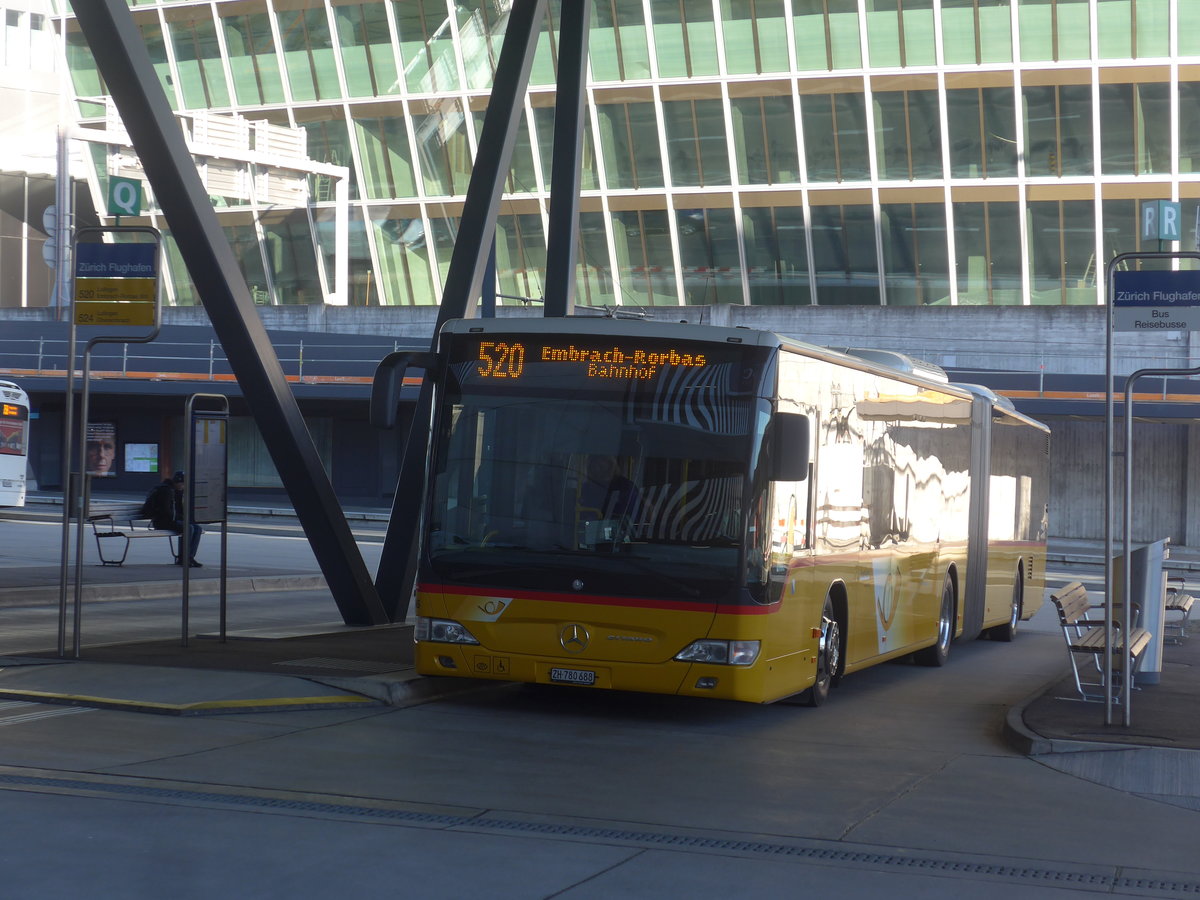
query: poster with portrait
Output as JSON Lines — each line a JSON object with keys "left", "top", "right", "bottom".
{"left": 86, "top": 422, "right": 117, "bottom": 477}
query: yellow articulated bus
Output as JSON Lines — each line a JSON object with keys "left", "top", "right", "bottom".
{"left": 408, "top": 317, "right": 1049, "bottom": 705}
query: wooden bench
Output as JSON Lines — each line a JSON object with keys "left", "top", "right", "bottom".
{"left": 1165, "top": 576, "right": 1194, "bottom": 642}
{"left": 1049, "top": 581, "right": 1151, "bottom": 703}
{"left": 87, "top": 501, "right": 179, "bottom": 567}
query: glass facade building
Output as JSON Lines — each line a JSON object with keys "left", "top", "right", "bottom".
{"left": 40, "top": 0, "right": 1200, "bottom": 309}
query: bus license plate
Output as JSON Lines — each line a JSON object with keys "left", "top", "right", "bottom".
{"left": 550, "top": 667, "right": 596, "bottom": 686}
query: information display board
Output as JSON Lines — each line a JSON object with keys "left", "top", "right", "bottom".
{"left": 190, "top": 414, "right": 227, "bottom": 524}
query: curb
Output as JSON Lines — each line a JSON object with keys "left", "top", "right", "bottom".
{"left": 306, "top": 671, "right": 509, "bottom": 707}
{"left": 0, "top": 685, "right": 379, "bottom": 717}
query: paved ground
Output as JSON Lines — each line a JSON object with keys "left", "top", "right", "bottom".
{"left": 4, "top": 498, "right": 1200, "bottom": 897}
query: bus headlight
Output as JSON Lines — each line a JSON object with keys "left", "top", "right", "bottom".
{"left": 415, "top": 617, "right": 480, "bottom": 645}
{"left": 674, "top": 639, "right": 761, "bottom": 666}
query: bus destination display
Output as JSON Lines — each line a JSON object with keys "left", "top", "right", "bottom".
{"left": 472, "top": 340, "right": 710, "bottom": 382}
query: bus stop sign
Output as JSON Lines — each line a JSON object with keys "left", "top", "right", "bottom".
{"left": 1112, "top": 269, "right": 1200, "bottom": 332}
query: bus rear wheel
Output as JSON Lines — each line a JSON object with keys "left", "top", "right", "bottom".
{"left": 801, "top": 595, "right": 841, "bottom": 707}
{"left": 988, "top": 568, "right": 1023, "bottom": 642}
{"left": 915, "top": 575, "right": 954, "bottom": 667}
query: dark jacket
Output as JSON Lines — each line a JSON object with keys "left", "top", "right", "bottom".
{"left": 143, "top": 481, "right": 179, "bottom": 531}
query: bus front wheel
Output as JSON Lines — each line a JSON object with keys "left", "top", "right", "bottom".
{"left": 801, "top": 595, "right": 841, "bottom": 707}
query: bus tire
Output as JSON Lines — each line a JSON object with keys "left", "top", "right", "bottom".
{"left": 915, "top": 574, "right": 954, "bottom": 667}
{"left": 988, "top": 567, "right": 1023, "bottom": 642}
{"left": 801, "top": 595, "right": 841, "bottom": 707}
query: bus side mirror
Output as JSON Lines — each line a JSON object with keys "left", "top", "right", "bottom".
{"left": 771, "top": 412, "right": 810, "bottom": 482}
{"left": 370, "top": 351, "right": 438, "bottom": 428}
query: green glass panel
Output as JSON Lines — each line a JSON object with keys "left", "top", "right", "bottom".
{"left": 495, "top": 214, "right": 546, "bottom": 304}
{"left": 476, "top": 110, "right": 538, "bottom": 194}
{"left": 222, "top": 14, "right": 285, "bottom": 105}
{"left": 1017, "top": 0, "right": 1054, "bottom": 61}
{"left": 1023, "top": 85, "right": 1093, "bottom": 176}
{"left": 940, "top": 2, "right": 978, "bottom": 66}
{"left": 803, "top": 92, "right": 870, "bottom": 182}
{"left": 611, "top": 210, "right": 677, "bottom": 305}
{"left": 532, "top": 3, "right": 554, "bottom": 85}
{"left": 302, "top": 117, "right": 360, "bottom": 201}
{"left": 278, "top": 9, "right": 340, "bottom": 102}
{"left": 677, "top": 208, "right": 741, "bottom": 304}
{"left": 793, "top": 0, "right": 830, "bottom": 70}
{"left": 412, "top": 103, "right": 474, "bottom": 196}
{"left": 589, "top": 0, "right": 651, "bottom": 82}
{"left": 1100, "top": 199, "right": 1138, "bottom": 268}
{"left": 828, "top": 0, "right": 863, "bottom": 68}
{"left": 137, "top": 22, "right": 179, "bottom": 110}
{"left": 874, "top": 91, "right": 942, "bottom": 180}
{"left": 810, "top": 205, "right": 879, "bottom": 305}
{"left": 721, "top": 0, "right": 789, "bottom": 75}
{"left": 226, "top": 223, "right": 270, "bottom": 302}
{"left": 650, "top": 0, "right": 717, "bottom": 78}
{"left": 1135, "top": 0, "right": 1169, "bottom": 58}
{"left": 66, "top": 31, "right": 104, "bottom": 97}
{"left": 662, "top": 99, "right": 729, "bottom": 187}
{"left": 1181, "top": 84, "right": 1200, "bottom": 175}
{"left": 372, "top": 212, "right": 438, "bottom": 305}
{"left": 335, "top": 4, "right": 399, "bottom": 97}
{"left": 533, "top": 106, "right": 600, "bottom": 192}
{"left": 309, "top": 209, "right": 372, "bottom": 306}
{"left": 731, "top": 97, "right": 800, "bottom": 185}
{"left": 353, "top": 115, "right": 417, "bottom": 199}
{"left": 881, "top": 203, "right": 948, "bottom": 306}
{"left": 953, "top": 202, "right": 1023, "bottom": 305}
{"left": 1100, "top": 83, "right": 1171, "bottom": 175}
{"left": 576, "top": 211, "right": 617, "bottom": 306}
{"left": 1097, "top": 0, "right": 1132, "bottom": 58}
{"left": 394, "top": 0, "right": 460, "bottom": 93}
{"left": 263, "top": 211, "right": 323, "bottom": 303}
{"left": 1183, "top": 2, "right": 1200, "bottom": 56}
{"left": 595, "top": 102, "right": 663, "bottom": 189}
{"left": 1056, "top": 0, "right": 1091, "bottom": 60}
{"left": 947, "top": 87, "right": 1017, "bottom": 179}
{"left": 866, "top": 1, "right": 902, "bottom": 68}
{"left": 460, "top": 0, "right": 507, "bottom": 90}
{"left": 978, "top": 2, "right": 1012, "bottom": 63}
{"left": 1026, "top": 199, "right": 1094, "bottom": 304}
{"left": 170, "top": 17, "right": 230, "bottom": 109}
{"left": 903, "top": 2, "right": 936, "bottom": 67}
{"left": 742, "top": 207, "right": 810, "bottom": 305}
{"left": 160, "top": 231, "right": 198, "bottom": 306}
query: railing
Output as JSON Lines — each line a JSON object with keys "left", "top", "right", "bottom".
{"left": 0, "top": 336, "right": 413, "bottom": 385}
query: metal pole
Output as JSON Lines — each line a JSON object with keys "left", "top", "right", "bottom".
{"left": 542, "top": 0, "right": 590, "bottom": 317}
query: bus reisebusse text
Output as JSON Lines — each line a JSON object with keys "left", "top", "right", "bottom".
{"left": 0, "top": 380, "right": 29, "bottom": 508}
{"left": 401, "top": 318, "right": 1048, "bottom": 705}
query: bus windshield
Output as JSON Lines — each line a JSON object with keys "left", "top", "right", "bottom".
{"left": 424, "top": 333, "right": 770, "bottom": 600}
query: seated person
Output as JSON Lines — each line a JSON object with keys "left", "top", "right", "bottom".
{"left": 579, "top": 455, "right": 639, "bottom": 523}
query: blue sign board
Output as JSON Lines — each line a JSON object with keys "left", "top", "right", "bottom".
{"left": 74, "top": 242, "right": 157, "bottom": 278}
{"left": 1113, "top": 269, "right": 1200, "bottom": 332}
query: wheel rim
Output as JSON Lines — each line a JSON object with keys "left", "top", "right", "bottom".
{"left": 818, "top": 607, "right": 840, "bottom": 687}
{"left": 1009, "top": 582, "right": 1021, "bottom": 630}
{"left": 938, "top": 583, "right": 953, "bottom": 652}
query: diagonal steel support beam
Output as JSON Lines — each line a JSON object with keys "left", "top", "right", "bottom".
{"left": 374, "top": 0, "right": 548, "bottom": 621}
{"left": 73, "top": 1, "right": 386, "bottom": 626}
{"left": 542, "top": 0, "right": 590, "bottom": 317}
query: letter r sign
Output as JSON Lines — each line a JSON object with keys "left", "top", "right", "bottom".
{"left": 1142, "top": 200, "right": 1181, "bottom": 242}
